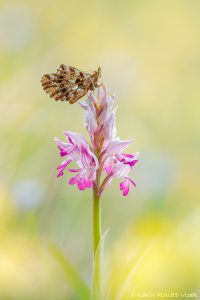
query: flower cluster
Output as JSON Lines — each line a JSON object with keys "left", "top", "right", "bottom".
{"left": 54, "top": 85, "right": 139, "bottom": 197}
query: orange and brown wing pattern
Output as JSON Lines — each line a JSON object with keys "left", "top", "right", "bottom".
{"left": 41, "top": 64, "right": 101, "bottom": 104}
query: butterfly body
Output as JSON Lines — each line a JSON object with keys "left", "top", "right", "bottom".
{"left": 41, "top": 65, "right": 101, "bottom": 104}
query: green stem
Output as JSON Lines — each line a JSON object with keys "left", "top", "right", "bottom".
{"left": 92, "top": 174, "right": 102, "bottom": 300}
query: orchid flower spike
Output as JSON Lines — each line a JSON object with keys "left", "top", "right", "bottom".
{"left": 55, "top": 84, "right": 139, "bottom": 196}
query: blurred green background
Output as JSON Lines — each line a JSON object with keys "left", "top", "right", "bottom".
{"left": 0, "top": 0, "right": 200, "bottom": 299}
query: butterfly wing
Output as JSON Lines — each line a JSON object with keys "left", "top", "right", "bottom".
{"left": 41, "top": 64, "right": 92, "bottom": 103}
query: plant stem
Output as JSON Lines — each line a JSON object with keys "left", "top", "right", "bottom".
{"left": 92, "top": 173, "right": 102, "bottom": 300}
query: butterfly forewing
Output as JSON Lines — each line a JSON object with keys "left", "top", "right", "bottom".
{"left": 41, "top": 64, "right": 101, "bottom": 103}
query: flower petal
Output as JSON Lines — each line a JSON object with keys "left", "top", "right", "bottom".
{"left": 105, "top": 139, "right": 132, "bottom": 156}
{"left": 64, "top": 131, "right": 87, "bottom": 147}
{"left": 83, "top": 103, "right": 97, "bottom": 136}
{"left": 57, "top": 159, "right": 71, "bottom": 177}
{"left": 103, "top": 112, "right": 116, "bottom": 140}
{"left": 116, "top": 152, "right": 139, "bottom": 167}
{"left": 112, "top": 162, "right": 131, "bottom": 178}
{"left": 87, "top": 90, "right": 98, "bottom": 104}
{"left": 54, "top": 137, "right": 73, "bottom": 157}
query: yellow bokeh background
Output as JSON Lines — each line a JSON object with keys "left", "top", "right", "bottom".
{"left": 0, "top": 0, "right": 200, "bottom": 299}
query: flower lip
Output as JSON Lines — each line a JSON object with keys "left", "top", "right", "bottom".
{"left": 120, "top": 177, "right": 136, "bottom": 196}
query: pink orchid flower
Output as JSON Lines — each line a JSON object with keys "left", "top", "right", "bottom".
{"left": 55, "top": 85, "right": 139, "bottom": 196}
{"left": 102, "top": 151, "right": 139, "bottom": 196}
{"left": 55, "top": 131, "right": 98, "bottom": 190}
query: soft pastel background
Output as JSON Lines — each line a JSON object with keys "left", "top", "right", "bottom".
{"left": 0, "top": 0, "right": 200, "bottom": 299}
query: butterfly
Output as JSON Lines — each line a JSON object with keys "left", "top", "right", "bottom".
{"left": 41, "top": 64, "right": 101, "bottom": 104}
